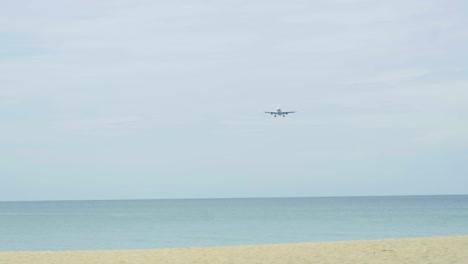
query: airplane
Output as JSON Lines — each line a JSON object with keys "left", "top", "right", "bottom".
{"left": 265, "top": 107, "right": 296, "bottom": 117}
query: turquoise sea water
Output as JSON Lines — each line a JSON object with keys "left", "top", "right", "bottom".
{"left": 0, "top": 195, "right": 467, "bottom": 251}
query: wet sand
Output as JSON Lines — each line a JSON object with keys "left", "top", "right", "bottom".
{"left": 1, "top": 235, "right": 467, "bottom": 264}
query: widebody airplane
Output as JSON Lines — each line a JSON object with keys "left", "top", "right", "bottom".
{"left": 265, "top": 107, "right": 296, "bottom": 117}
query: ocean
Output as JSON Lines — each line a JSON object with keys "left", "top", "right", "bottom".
{"left": 0, "top": 195, "right": 467, "bottom": 251}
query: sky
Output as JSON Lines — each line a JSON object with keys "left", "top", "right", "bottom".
{"left": 1, "top": 0, "right": 467, "bottom": 201}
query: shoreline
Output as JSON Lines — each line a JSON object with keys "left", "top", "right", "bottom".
{"left": 1, "top": 235, "right": 468, "bottom": 264}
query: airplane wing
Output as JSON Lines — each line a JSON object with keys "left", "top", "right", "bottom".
{"left": 284, "top": 111, "right": 296, "bottom": 114}
{"left": 264, "top": 112, "right": 276, "bottom": 114}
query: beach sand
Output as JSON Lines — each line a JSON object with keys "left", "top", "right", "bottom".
{"left": 1, "top": 236, "right": 467, "bottom": 264}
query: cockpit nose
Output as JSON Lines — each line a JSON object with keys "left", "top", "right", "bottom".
{"left": 277, "top": 108, "right": 281, "bottom": 112}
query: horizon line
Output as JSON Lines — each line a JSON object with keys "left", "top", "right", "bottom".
{"left": 1, "top": 193, "right": 467, "bottom": 203}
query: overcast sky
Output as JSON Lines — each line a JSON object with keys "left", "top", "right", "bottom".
{"left": 1, "top": 0, "right": 467, "bottom": 201}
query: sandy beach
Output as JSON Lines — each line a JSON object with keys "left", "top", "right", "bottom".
{"left": 1, "top": 235, "right": 467, "bottom": 264}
